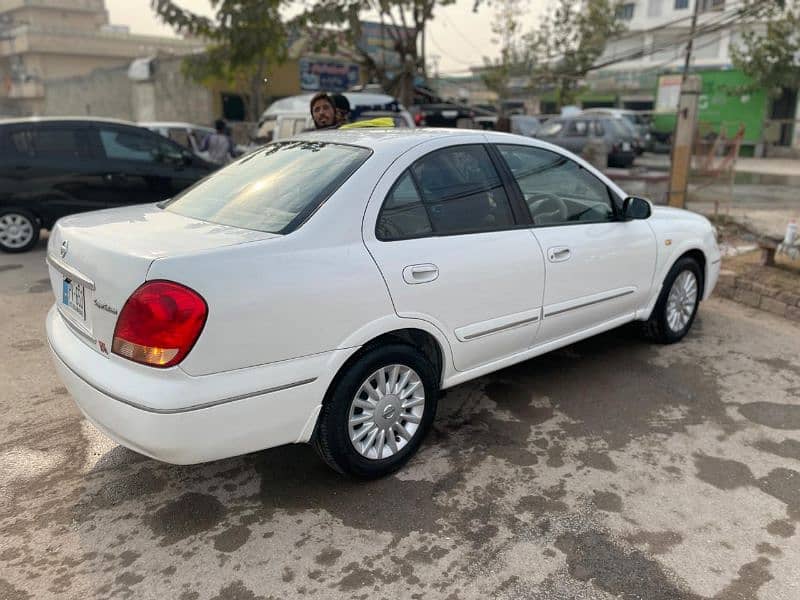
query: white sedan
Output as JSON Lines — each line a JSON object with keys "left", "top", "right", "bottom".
{"left": 45, "top": 129, "right": 721, "bottom": 478}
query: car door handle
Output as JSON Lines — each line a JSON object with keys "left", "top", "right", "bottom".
{"left": 403, "top": 264, "right": 439, "bottom": 284}
{"left": 548, "top": 247, "right": 571, "bottom": 262}
{"left": 104, "top": 173, "right": 126, "bottom": 182}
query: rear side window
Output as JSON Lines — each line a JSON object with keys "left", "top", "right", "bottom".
{"left": 8, "top": 126, "right": 92, "bottom": 159}
{"left": 376, "top": 172, "right": 433, "bottom": 240}
{"left": 377, "top": 145, "right": 514, "bottom": 240}
{"left": 566, "top": 121, "right": 589, "bottom": 137}
{"left": 164, "top": 141, "right": 371, "bottom": 234}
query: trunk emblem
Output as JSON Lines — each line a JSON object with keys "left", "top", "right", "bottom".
{"left": 60, "top": 240, "right": 68, "bottom": 258}
{"left": 93, "top": 300, "right": 118, "bottom": 315}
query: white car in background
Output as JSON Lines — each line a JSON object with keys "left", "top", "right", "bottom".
{"left": 46, "top": 129, "right": 720, "bottom": 478}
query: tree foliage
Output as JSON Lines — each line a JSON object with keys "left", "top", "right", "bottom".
{"left": 528, "top": 0, "right": 625, "bottom": 108}
{"left": 730, "top": 0, "right": 800, "bottom": 97}
{"left": 481, "top": 0, "right": 536, "bottom": 102}
{"left": 151, "top": 0, "right": 287, "bottom": 120}
{"left": 294, "top": 0, "right": 459, "bottom": 106}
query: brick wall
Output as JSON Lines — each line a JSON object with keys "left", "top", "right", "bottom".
{"left": 715, "top": 270, "right": 800, "bottom": 322}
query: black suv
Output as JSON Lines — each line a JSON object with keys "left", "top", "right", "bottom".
{"left": 0, "top": 118, "right": 215, "bottom": 252}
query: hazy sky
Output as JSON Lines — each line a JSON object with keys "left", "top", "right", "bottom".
{"left": 105, "top": 0, "right": 546, "bottom": 76}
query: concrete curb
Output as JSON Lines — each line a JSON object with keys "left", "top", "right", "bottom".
{"left": 714, "top": 270, "right": 800, "bottom": 322}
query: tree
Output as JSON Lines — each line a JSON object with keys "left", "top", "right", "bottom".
{"left": 294, "top": 0, "right": 459, "bottom": 106}
{"left": 481, "top": 0, "right": 536, "bottom": 102}
{"left": 151, "top": 0, "right": 288, "bottom": 121}
{"left": 527, "top": 0, "right": 625, "bottom": 109}
{"left": 730, "top": 0, "right": 800, "bottom": 97}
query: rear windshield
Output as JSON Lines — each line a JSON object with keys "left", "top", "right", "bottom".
{"left": 163, "top": 141, "right": 371, "bottom": 234}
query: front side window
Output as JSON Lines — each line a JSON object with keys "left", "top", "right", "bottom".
{"left": 497, "top": 144, "right": 616, "bottom": 226}
{"left": 165, "top": 141, "right": 371, "bottom": 234}
{"left": 100, "top": 128, "right": 181, "bottom": 163}
{"left": 377, "top": 145, "right": 515, "bottom": 240}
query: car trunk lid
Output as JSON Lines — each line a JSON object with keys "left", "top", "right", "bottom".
{"left": 47, "top": 203, "right": 277, "bottom": 358}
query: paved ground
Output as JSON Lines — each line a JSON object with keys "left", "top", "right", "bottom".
{"left": 2, "top": 241, "right": 800, "bottom": 600}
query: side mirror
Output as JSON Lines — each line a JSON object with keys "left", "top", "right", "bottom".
{"left": 622, "top": 196, "right": 651, "bottom": 220}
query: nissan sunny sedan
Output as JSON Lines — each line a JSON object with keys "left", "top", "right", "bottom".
{"left": 46, "top": 129, "right": 721, "bottom": 478}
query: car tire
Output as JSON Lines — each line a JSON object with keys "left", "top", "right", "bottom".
{"left": 313, "top": 343, "right": 439, "bottom": 479}
{"left": 644, "top": 256, "right": 703, "bottom": 344}
{"left": 0, "top": 208, "right": 40, "bottom": 253}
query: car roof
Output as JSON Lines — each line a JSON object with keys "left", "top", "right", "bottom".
{"left": 263, "top": 92, "right": 401, "bottom": 116}
{"left": 0, "top": 116, "right": 139, "bottom": 127}
{"left": 139, "top": 121, "right": 214, "bottom": 130}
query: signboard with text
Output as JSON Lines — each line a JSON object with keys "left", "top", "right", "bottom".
{"left": 299, "top": 59, "right": 360, "bottom": 92}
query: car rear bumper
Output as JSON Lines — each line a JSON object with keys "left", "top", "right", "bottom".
{"left": 46, "top": 305, "right": 341, "bottom": 464}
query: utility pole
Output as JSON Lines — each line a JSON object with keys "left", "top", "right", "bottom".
{"left": 667, "top": 0, "right": 702, "bottom": 208}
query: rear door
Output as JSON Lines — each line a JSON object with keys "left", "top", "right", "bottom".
{"left": 1, "top": 123, "right": 108, "bottom": 227}
{"left": 363, "top": 139, "right": 546, "bottom": 372}
{"left": 495, "top": 143, "right": 657, "bottom": 344}
{"left": 95, "top": 124, "right": 212, "bottom": 208}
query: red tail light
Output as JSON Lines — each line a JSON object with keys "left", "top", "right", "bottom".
{"left": 112, "top": 280, "right": 208, "bottom": 368}
{"left": 414, "top": 112, "right": 426, "bottom": 126}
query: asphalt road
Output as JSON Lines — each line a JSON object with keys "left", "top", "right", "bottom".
{"left": 2, "top": 239, "right": 800, "bottom": 600}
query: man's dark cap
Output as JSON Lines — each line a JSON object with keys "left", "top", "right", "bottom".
{"left": 332, "top": 94, "right": 351, "bottom": 113}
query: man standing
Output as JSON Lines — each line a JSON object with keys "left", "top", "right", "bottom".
{"left": 310, "top": 92, "right": 336, "bottom": 129}
{"left": 200, "top": 119, "right": 235, "bottom": 166}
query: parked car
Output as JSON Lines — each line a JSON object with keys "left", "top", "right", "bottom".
{"left": 0, "top": 117, "right": 215, "bottom": 253}
{"left": 46, "top": 128, "right": 720, "bottom": 478}
{"left": 409, "top": 103, "right": 475, "bottom": 128}
{"left": 581, "top": 108, "right": 653, "bottom": 154}
{"left": 256, "top": 92, "right": 413, "bottom": 141}
{"left": 535, "top": 116, "right": 636, "bottom": 168}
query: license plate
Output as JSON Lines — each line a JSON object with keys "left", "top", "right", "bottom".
{"left": 622, "top": 142, "right": 631, "bottom": 151}
{"left": 442, "top": 110, "right": 458, "bottom": 119}
{"left": 62, "top": 278, "right": 85, "bottom": 320}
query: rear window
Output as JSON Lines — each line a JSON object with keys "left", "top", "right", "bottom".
{"left": 163, "top": 141, "right": 371, "bottom": 234}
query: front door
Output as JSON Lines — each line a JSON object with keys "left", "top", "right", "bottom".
{"left": 363, "top": 142, "right": 546, "bottom": 372}
{"left": 494, "top": 143, "right": 657, "bottom": 345}
{"left": 96, "top": 125, "right": 210, "bottom": 208}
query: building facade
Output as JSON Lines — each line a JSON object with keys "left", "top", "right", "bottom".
{"left": 0, "top": 0, "right": 205, "bottom": 116}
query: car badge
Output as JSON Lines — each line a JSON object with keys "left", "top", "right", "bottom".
{"left": 60, "top": 240, "right": 69, "bottom": 258}
{"left": 94, "top": 300, "right": 119, "bottom": 315}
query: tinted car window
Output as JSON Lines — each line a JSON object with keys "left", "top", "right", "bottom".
{"left": 9, "top": 126, "right": 92, "bottom": 159}
{"left": 411, "top": 145, "right": 513, "bottom": 236}
{"left": 164, "top": 141, "right": 370, "bottom": 234}
{"left": 376, "top": 172, "right": 433, "bottom": 240}
{"left": 566, "top": 120, "right": 589, "bottom": 137}
{"left": 99, "top": 128, "right": 179, "bottom": 162}
{"left": 497, "top": 144, "right": 614, "bottom": 226}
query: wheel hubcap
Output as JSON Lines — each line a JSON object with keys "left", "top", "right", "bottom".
{"left": 0, "top": 214, "right": 35, "bottom": 249}
{"left": 348, "top": 364, "right": 425, "bottom": 460}
{"left": 666, "top": 270, "right": 698, "bottom": 333}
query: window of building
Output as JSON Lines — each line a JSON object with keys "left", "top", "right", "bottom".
{"left": 674, "top": 0, "right": 689, "bottom": 9}
{"left": 616, "top": 3, "right": 635, "bottom": 20}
